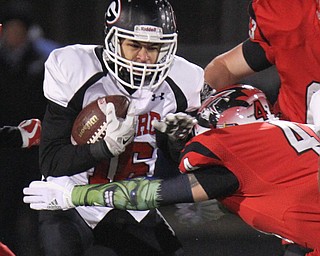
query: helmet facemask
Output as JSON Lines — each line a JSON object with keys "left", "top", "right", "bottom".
{"left": 103, "top": 25, "right": 177, "bottom": 90}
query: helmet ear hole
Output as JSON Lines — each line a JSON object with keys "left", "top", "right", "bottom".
{"left": 196, "top": 84, "right": 276, "bottom": 129}
{"left": 103, "top": 0, "right": 178, "bottom": 90}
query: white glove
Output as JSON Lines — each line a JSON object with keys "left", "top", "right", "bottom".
{"left": 23, "top": 180, "right": 75, "bottom": 211}
{"left": 151, "top": 112, "right": 197, "bottom": 141}
{"left": 104, "top": 102, "right": 136, "bottom": 156}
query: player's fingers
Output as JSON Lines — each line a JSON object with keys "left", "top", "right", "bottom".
{"left": 126, "top": 102, "right": 136, "bottom": 116}
{"left": 23, "top": 182, "right": 50, "bottom": 194}
{"left": 30, "top": 203, "right": 47, "bottom": 210}
{"left": 123, "top": 103, "right": 136, "bottom": 127}
{"left": 106, "top": 103, "right": 119, "bottom": 130}
{"left": 165, "top": 113, "right": 178, "bottom": 125}
{"left": 28, "top": 180, "right": 48, "bottom": 189}
{"left": 23, "top": 195, "right": 45, "bottom": 204}
{"left": 106, "top": 103, "right": 117, "bottom": 122}
{"left": 151, "top": 120, "right": 167, "bottom": 133}
{"left": 23, "top": 186, "right": 42, "bottom": 196}
{"left": 175, "top": 112, "right": 188, "bottom": 120}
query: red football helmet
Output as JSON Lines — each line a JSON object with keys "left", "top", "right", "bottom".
{"left": 196, "top": 84, "right": 276, "bottom": 133}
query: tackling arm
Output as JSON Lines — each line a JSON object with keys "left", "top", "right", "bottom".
{"left": 23, "top": 166, "right": 238, "bottom": 211}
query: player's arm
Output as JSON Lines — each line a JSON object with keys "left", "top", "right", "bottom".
{"left": 23, "top": 166, "right": 239, "bottom": 211}
{"left": 204, "top": 43, "right": 255, "bottom": 90}
{"left": 0, "top": 119, "right": 41, "bottom": 148}
{"left": 40, "top": 47, "right": 134, "bottom": 177}
{"left": 40, "top": 101, "right": 135, "bottom": 177}
{"left": 39, "top": 100, "right": 99, "bottom": 177}
{"left": 205, "top": 0, "right": 273, "bottom": 92}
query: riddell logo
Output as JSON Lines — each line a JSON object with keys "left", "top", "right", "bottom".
{"left": 135, "top": 25, "right": 163, "bottom": 36}
{"left": 140, "top": 27, "right": 157, "bottom": 32}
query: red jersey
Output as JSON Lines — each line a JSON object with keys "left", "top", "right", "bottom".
{"left": 249, "top": 0, "right": 320, "bottom": 123}
{"left": 179, "top": 121, "right": 320, "bottom": 251}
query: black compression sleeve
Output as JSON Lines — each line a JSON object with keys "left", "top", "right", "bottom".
{"left": 159, "top": 174, "right": 194, "bottom": 206}
{"left": 193, "top": 166, "right": 239, "bottom": 199}
{"left": 242, "top": 39, "right": 272, "bottom": 72}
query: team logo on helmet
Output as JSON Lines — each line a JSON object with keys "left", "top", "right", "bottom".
{"left": 105, "top": 0, "right": 121, "bottom": 25}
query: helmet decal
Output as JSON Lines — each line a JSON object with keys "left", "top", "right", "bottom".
{"left": 105, "top": 0, "right": 121, "bottom": 25}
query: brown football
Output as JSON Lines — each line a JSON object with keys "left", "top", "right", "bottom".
{"left": 71, "top": 95, "right": 130, "bottom": 145}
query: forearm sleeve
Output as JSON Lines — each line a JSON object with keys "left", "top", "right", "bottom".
{"left": 71, "top": 174, "right": 194, "bottom": 210}
{"left": 72, "top": 178, "right": 162, "bottom": 210}
{"left": 70, "top": 166, "right": 238, "bottom": 211}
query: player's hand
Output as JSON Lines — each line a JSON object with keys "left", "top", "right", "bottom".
{"left": 151, "top": 113, "right": 197, "bottom": 141}
{"left": 23, "top": 180, "right": 75, "bottom": 211}
{"left": 18, "top": 119, "right": 41, "bottom": 148}
{"left": 104, "top": 102, "right": 136, "bottom": 156}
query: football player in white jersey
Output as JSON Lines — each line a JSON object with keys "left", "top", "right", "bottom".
{"left": 37, "top": 0, "right": 206, "bottom": 255}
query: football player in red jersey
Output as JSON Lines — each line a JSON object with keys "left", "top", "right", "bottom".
{"left": 204, "top": 0, "right": 320, "bottom": 125}
{"left": 24, "top": 85, "right": 320, "bottom": 256}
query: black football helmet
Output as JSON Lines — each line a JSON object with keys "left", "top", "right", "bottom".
{"left": 195, "top": 84, "right": 276, "bottom": 134}
{"left": 103, "top": 0, "right": 178, "bottom": 90}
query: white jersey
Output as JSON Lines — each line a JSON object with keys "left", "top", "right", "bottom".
{"left": 42, "top": 44, "right": 204, "bottom": 228}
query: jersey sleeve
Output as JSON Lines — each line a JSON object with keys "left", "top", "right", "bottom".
{"left": 40, "top": 45, "right": 103, "bottom": 177}
{"left": 242, "top": 39, "right": 272, "bottom": 72}
{"left": 248, "top": 0, "right": 309, "bottom": 64}
{"left": 247, "top": 1, "right": 275, "bottom": 64}
{"left": 43, "top": 45, "right": 101, "bottom": 107}
{"left": 168, "top": 56, "right": 204, "bottom": 112}
{"left": 179, "top": 132, "right": 224, "bottom": 173}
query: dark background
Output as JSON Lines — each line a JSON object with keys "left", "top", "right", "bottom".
{"left": 0, "top": 1, "right": 251, "bottom": 50}
{"left": 0, "top": 0, "right": 280, "bottom": 102}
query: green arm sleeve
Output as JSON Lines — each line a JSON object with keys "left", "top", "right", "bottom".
{"left": 71, "top": 177, "right": 162, "bottom": 210}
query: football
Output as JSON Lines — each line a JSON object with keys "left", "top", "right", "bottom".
{"left": 71, "top": 95, "right": 130, "bottom": 145}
